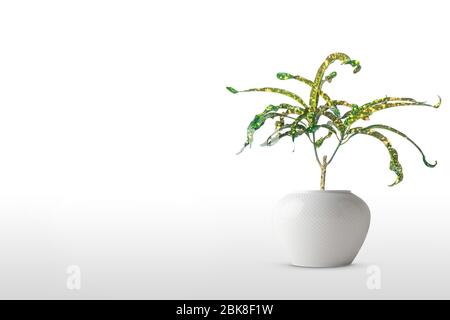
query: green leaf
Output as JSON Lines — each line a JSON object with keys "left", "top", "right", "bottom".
{"left": 343, "top": 97, "right": 441, "bottom": 126}
{"left": 226, "top": 86, "right": 238, "bottom": 94}
{"left": 307, "top": 125, "right": 320, "bottom": 134}
{"left": 261, "top": 124, "right": 307, "bottom": 147}
{"left": 321, "top": 111, "right": 347, "bottom": 133}
{"left": 363, "top": 124, "right": 437, "bottom": 168}
{"left": 330, "top": 106, "right": 340, "bottom": 117}
{"left": 287, "top": 127, "right": 307, "bottom": 147}
{"left": 314, "top": 123, "right": 338, "bottom": 138}
{"left": 263, "top": 104, "right": 281, "bottom": 113}
{"left": 276, "top": 72, "right": 292, "bottom": 80}
{"left": 347, "top": 128, "right": 403, "bottom": 186}
{"left": 310, "top": 52, "right": 360, "bottom": 111}
{"left": 281, "top": 73, "right": 333, "bottom": 106}
{"left": 261, "top": 125, "right": 288, "bottom": 147}
{"left": 277, "top": 71, "right": 355, "bottom": 117}
{"left": 433, "top": 95, "right": 442, "bottom": 108}
{"left": 290, "top": 115, "right": 308, "bottom": 142}
{"left": 315, "top": 131, "right": 333, "bottom": 148}
{"left": 278, "top": 103, "right": 305, "bottom": 115}
{"left": 324, "top": 71, "right": 337, "bottom": 83}
{"left": 228, "top": 86, "right": 309, "bottom": 109}
{"left": 237, "top": 105, "right": 300, "bottom": 154}
{"left": 342, "top": 59, "right": 361, "bottom": 73}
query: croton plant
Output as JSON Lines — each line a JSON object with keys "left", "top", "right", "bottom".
{"left": 227, "top": 52, "right": 440, "bottom": 189}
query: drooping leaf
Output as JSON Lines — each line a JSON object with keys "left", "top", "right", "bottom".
{"left": 261, "top": 124, "right": 290, "bottom": 147}
{"left": 347, "top": 128, "right": 403, "bottom": 186}
{"left": 237, "top": 105, "right": 300, "bottom": 154}
{"left": 363, "top": 124, "right": 437, "bottom": 167}
{"left": 236, "top": 113, "right": 269, "bottom": 154}
{"left": 285, "top": 127, "right": 307, "bottom": 147}
{"left": 261, "top": 124, "right": 306, "bottom": 148}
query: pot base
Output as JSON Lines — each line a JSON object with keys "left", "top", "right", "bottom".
{"left": 290, "top": 260, "right": 353, "bottom": 268}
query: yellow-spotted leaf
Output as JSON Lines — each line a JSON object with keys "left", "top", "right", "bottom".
{"left": 226, "top": 86, "right": 309, "bottom": 109}
{"left": 309, "top": 52, "right": 361, "bottom": 111}
{"left": 347, "top": 128, "right": 403, "bottom": 186}
{"left": 343, "top": 96, "right": 441, "bottom": 126}
{"left": 363, "top": 124, "right": 437, "bottom": 168}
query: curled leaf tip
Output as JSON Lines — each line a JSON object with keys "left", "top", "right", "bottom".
{"left": 226, "top": 86, "right": 239, "bottom": 94}
{"left": 343, "top": 59, "right": 361, "bottom": 73}
{"left": 388, "top": 172, "right": 403, "bottom": 187}
{"left": 424, "top": 158, "right": 437, "bottom": 168}
{"left": 276, "top": 72, "right": 292, "bottom": 80}
{"left": 433, "top": 95, "right": 442, "bottom": 108}
{"left": 388, "top": 164, "right": 403, "bottom": 187}
{"left": 388, "top": 181, "right": 400, "bottom": 187}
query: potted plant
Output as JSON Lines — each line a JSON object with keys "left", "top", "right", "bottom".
{"left": 226, "top": 52, "right": 440, "bottom": 267}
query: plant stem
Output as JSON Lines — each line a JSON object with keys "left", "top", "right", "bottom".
{"left": 312, "top": 132, "right": 322, "bottom": 167}
{"left": 327, "top": 138, "right": 342, "bottom": 165}
{"left": 320, "top": 155, "right": 328, "bottom": 190}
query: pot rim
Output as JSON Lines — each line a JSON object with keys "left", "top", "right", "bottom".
{"left": 291, "top": 190, "right": 351, "bottom": 193}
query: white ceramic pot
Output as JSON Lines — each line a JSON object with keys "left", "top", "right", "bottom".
{"left": 274, "top": 190, "right": 370, "bottom": 268}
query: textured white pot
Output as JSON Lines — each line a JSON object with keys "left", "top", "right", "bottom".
{"left": 274, "top": 190, "right": 370, "bottom": 268}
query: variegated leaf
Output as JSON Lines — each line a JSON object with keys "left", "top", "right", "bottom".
{"left": 315, "top": 131, "right": 333, "bottom": 148}
{"left": 347, "top": 128, "right": 403, "bottom": 186}
{"left": 343, "top": 97, "right": 441, "bottom": 126}
{"left": 363, "top": 124, "right": 437, "bottom": 167}
{"left": 226, "top": 86, "right": 309, "bottom": 109}
{"left": 309, "top": 52, "right": 361, "bottom": 111}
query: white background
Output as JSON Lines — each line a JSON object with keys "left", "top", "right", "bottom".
{"left": 0, "top": 0, "right": 449, "bottom": 299}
